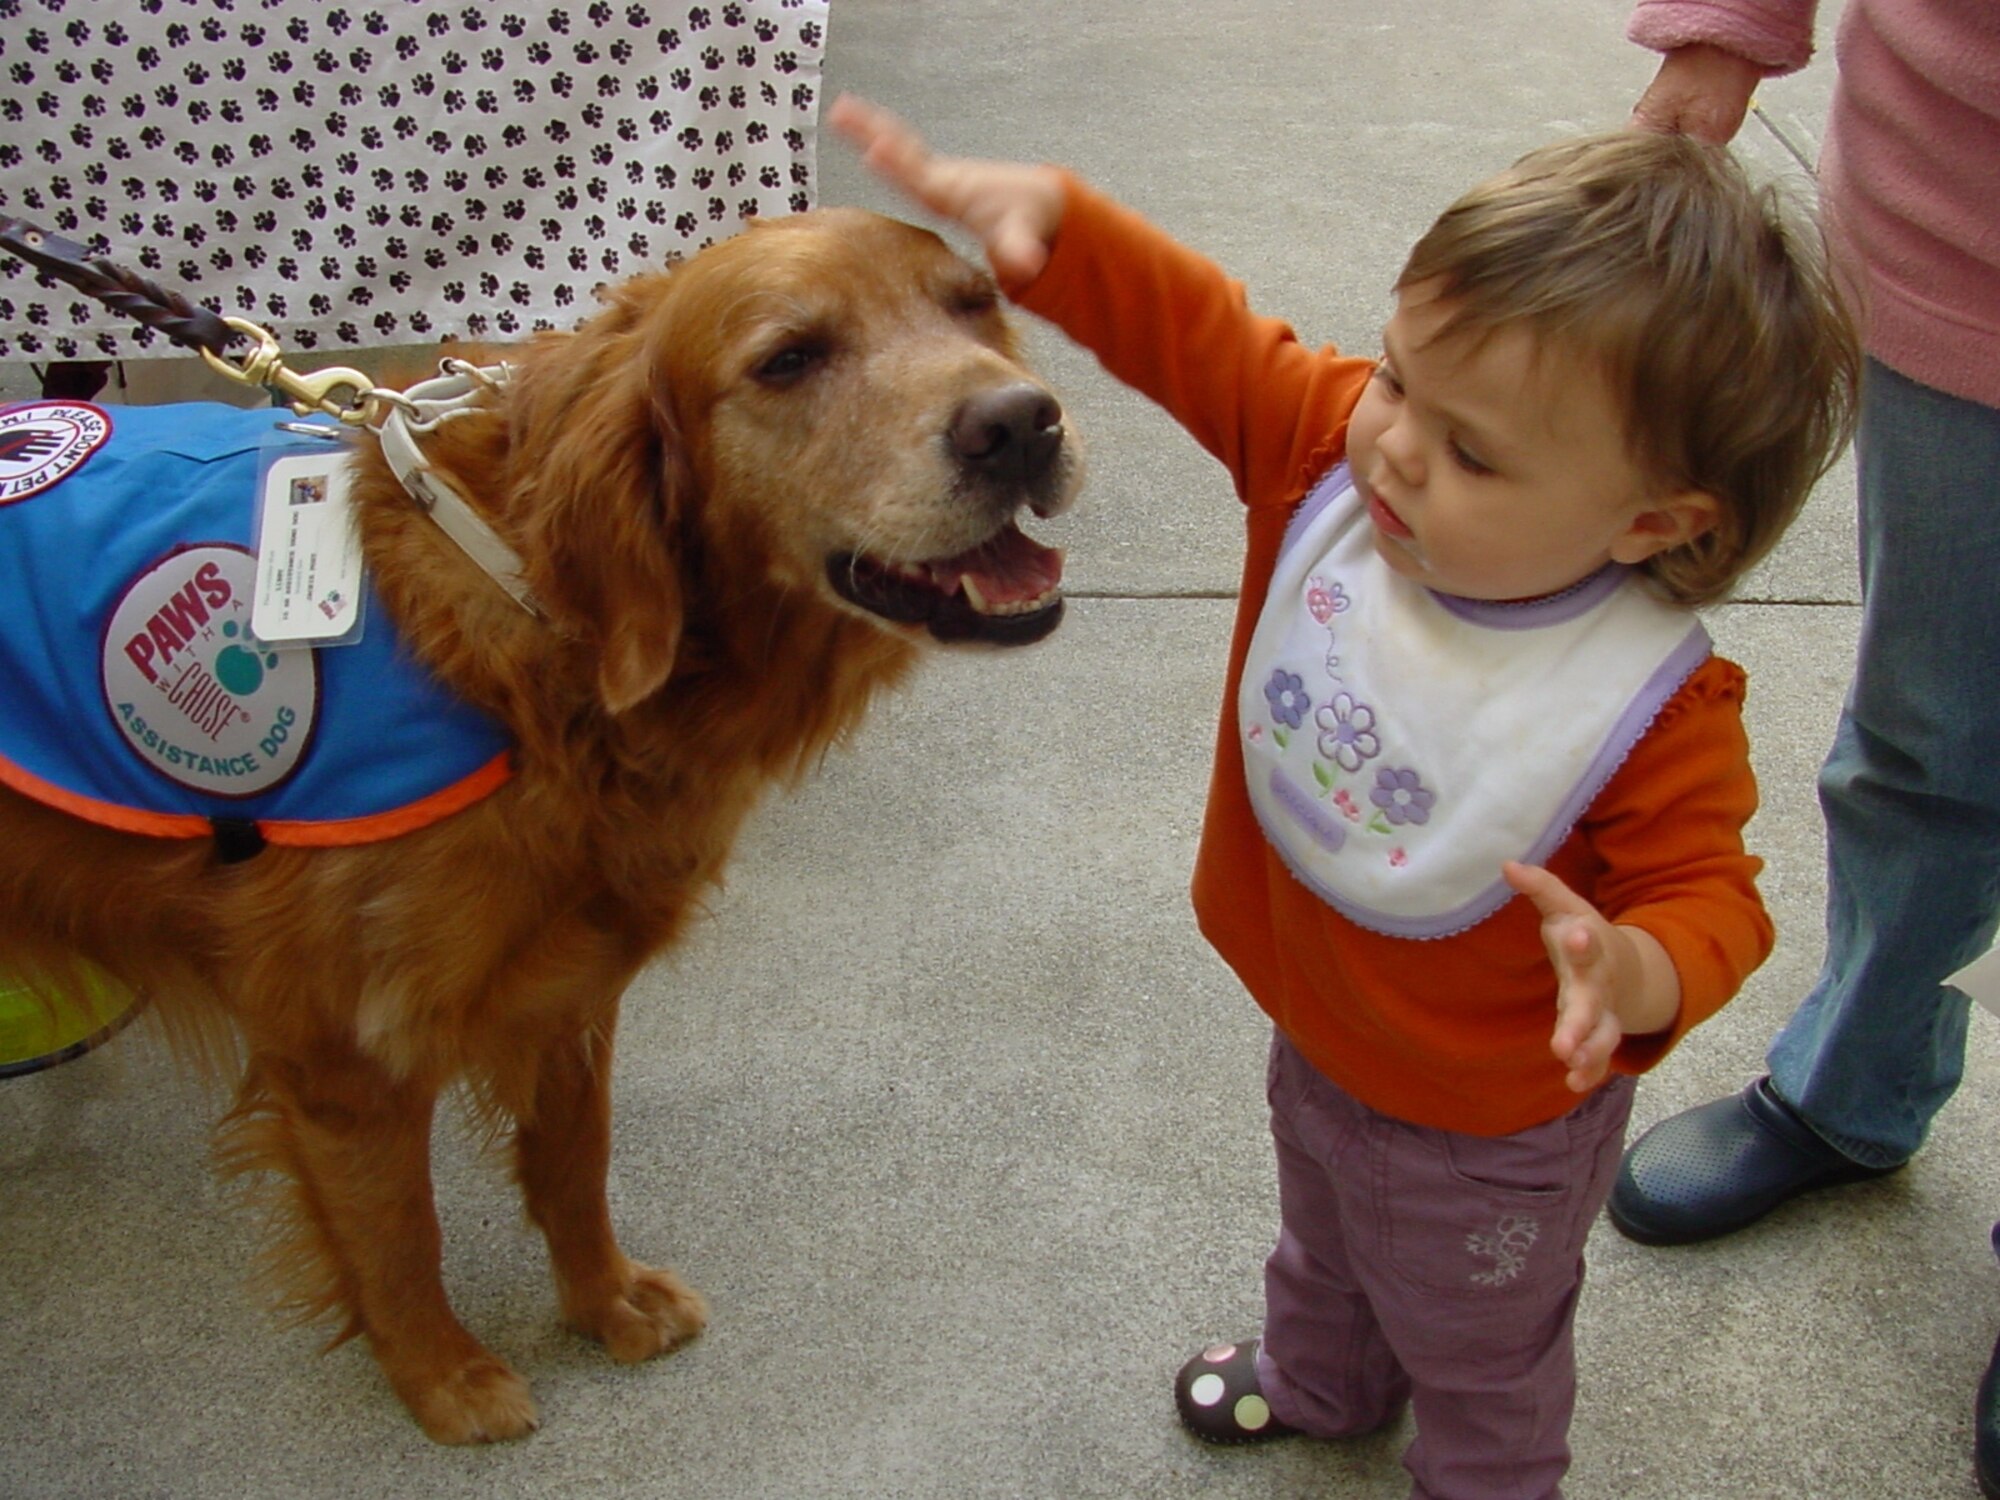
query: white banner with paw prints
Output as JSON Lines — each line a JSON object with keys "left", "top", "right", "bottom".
{"left": 0, "top": 0, "right": 829, "bottom": 360}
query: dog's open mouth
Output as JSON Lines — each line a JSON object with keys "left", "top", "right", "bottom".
{"left": 828, "top": 522, "right": 1065, "bottom": 645}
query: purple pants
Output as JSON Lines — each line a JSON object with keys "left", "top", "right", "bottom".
{"left": 1256, "top": 1031, "right": 1634, "bottom": 1500}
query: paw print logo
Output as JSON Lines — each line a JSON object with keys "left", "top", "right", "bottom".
{"left": 212, "top": 620, "right": 279, "bottom": 698}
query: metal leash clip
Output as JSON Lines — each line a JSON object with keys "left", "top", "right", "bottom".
{"left": 1, "top": 213, "right": 534, "bottom": 615}
{"left": 197, "top": 315, "right": 401, "bottom": 428}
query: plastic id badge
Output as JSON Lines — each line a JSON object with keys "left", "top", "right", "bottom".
{"left": 252, "top": 444, "right": 368, "bottom": 647}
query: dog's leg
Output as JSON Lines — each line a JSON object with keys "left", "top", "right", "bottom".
{"left": 229, "top": 1049, "right": 540, "bottom": 1444}
{"left": 516, "top": 1014, "right": 708, "bottom": 1362}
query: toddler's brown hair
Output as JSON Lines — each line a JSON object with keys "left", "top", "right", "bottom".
{"left": 1398, "top": 130, "right": 1861, "bottom": 606}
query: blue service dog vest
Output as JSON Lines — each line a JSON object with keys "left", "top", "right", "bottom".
{"left": 0, "top": 400, "right": 512, "bottom": 850}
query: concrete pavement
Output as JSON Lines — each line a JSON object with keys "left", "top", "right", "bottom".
{"left": 7, "top": 1, "right": 1997, "bottom": 1496}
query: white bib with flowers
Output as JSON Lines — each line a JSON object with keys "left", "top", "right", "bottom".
{"left": 1238, "top": 464, "right": 1711, "bottom": 938}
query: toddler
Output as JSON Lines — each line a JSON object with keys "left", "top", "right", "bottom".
{"left": 834, "top": 95, "right": 1859, "bottom": 1500}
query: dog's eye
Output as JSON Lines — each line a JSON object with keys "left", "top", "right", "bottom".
{"left": 754, "top": 342, "right": 827, "bottom": 386}
{"left": 950, "top": 283, "right": 1001, "bottom": 318}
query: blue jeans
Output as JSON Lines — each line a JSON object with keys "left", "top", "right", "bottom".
{"left": 1768, "top": 361, "right": 2000, "bottom": 1167}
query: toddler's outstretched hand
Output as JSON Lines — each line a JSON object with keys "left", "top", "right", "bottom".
{"left": 828, "top": 94, "right": 1065, "bottom": 286}
{"left": 1504, "top": 861, "right": 1680, "bottom": 1093}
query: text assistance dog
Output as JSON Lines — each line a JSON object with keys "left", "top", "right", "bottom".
{"left": 0, "top": 209, "right": 1079, "bottom": 1442}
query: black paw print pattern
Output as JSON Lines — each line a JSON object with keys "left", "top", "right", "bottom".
{"left": 0, "top": 0, "right": 827, "bottom": 358}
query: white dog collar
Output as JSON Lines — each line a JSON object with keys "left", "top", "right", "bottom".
{"left": 377, "top": 362, "right": 544, "bottom": 618}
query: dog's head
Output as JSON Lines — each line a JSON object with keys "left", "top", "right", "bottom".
{"left": 502, "top": 209, "right": 1080, "bottom": 714}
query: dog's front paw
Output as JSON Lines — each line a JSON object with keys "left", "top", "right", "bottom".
{"left": 392, "top": 1350, "right": 540, "bottom": 1445}
{"left": 565, "top": 1259, "right": 708, "bottom": 1364}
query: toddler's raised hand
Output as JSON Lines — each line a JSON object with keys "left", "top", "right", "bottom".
{"left": 1504, "top": 861, "right": 1679, "bottom": 1093}
{"left": 828, "top": 94, "right": 1065, "bottom": 286}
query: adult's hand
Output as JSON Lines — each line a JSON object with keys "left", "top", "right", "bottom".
{"left": 1631, "top": 43, "right": 1764, "bottom": 144}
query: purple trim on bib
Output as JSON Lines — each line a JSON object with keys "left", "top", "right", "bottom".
{"left": 1516, "top": 620, "right": 1714, "bottom": 871}
{"left": 1279, "top": 463, "right": 1351, "bottom": 558}
{"left": 1429, "top": 565, "right": 1630, "bottom": 629}
{"left": 1256, "top": 619, "right": 1714, "bottom": 940}
{"left": 1281, "top": 467, "right": 1636, "bottom": 630}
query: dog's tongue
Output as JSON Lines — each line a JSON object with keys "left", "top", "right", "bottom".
{"left": 928, "top": 525, "right": 1064, "bottom": 614}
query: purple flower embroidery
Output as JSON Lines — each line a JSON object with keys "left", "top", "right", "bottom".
{"left": 1263, "top": 669, "right": 1310, "bottom": 730}
{"left": 1371, "top": 767, "right": 1434, "bottom": 826}
{"left": 1314, "top": 692, "right": 1379, "bottom": 772}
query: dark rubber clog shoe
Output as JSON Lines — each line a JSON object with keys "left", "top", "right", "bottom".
{"left": 1173, "top": 1338, "right": 1300, "bottom": 1444}
{"left": 1978, "top": 1324, "right": 2000, "bottom": 1500}
{"left": 1607, "top": 1077, "right": 1903, "bottom": 1246}
{"left": 1980, "top": 1227, "right": 2000, "bottom": 1500}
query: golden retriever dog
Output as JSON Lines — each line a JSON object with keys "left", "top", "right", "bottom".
{"left": 0, "top": 208, "right": 1077, "bottom": 1442}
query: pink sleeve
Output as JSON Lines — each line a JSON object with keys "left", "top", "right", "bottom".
{"left": 1627, "top": 0, "right": 1820, "bottom": 73}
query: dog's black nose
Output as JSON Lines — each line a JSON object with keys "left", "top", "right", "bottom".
{"left": 951, "top": 383, "right": 1065, "bottom": 483}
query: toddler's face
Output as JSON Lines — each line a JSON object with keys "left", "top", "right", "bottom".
{"left": 1345, "top": 281, "right": 1707, "bottom": 602}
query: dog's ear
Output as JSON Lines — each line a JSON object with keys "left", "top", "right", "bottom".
{"left": 508, "top": 284, "right": 691, "bottom": 715}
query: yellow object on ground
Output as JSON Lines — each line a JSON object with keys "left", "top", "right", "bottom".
{"left": 0, "top": 966, "right": 142, "bottom": 1080}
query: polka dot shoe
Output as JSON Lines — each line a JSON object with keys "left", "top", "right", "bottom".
{"left": 1173, "top": 1338, "right": 1301, "bottom": 1444}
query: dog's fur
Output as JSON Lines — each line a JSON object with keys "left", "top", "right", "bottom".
{"left": 0, "top": 210, "right": 1077, "bottom": 1442}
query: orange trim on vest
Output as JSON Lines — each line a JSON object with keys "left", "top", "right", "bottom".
{"left": 0, "top": 749, "right": 513, "bottom": 847}
{"left": 0, "top": 753, "right": 212, "bottom": 838}
{"left": 257, "top": 751, "right": 513, "bottom": 846}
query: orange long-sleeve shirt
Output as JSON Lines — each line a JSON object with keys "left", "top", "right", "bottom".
{"left": 1015, "top": 175, "right": 1773, "bottom": 1135}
